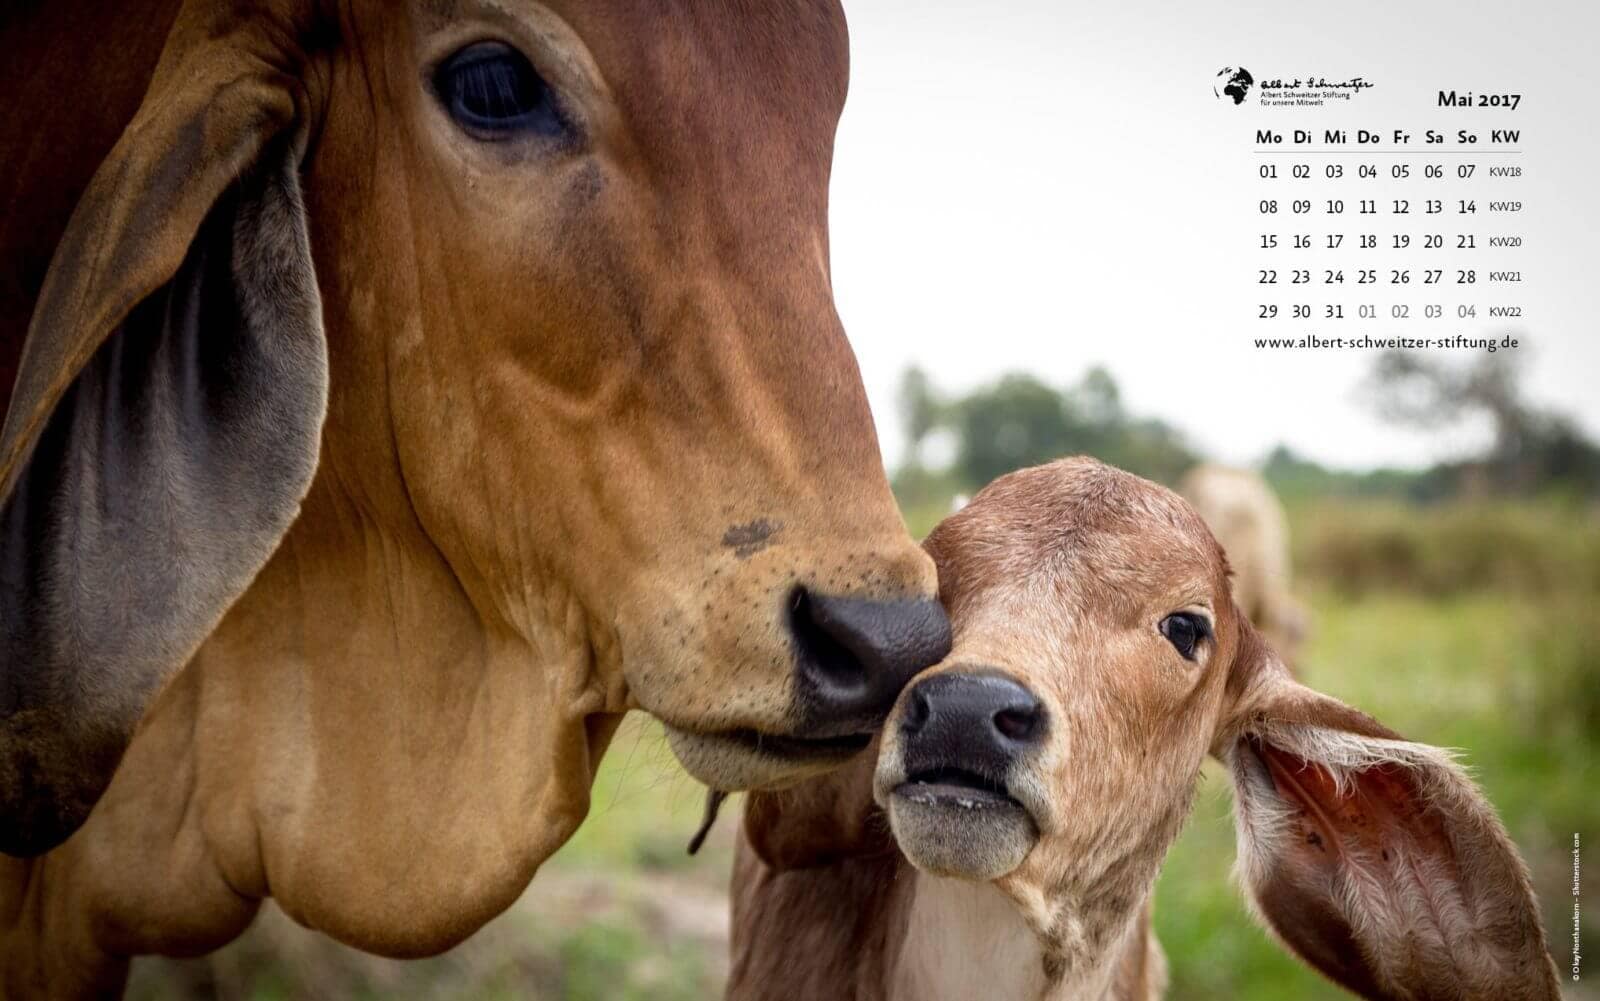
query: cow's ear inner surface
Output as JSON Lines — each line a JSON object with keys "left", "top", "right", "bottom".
{"left": 0, "top": 136, "right": 328, "bottom": 857}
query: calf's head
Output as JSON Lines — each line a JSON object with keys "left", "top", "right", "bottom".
{"left": 749, "top": 458, "right": 1558, "bottom": 1000}
{"left": 0, "top": 0, "right": 948, "bottom": 855}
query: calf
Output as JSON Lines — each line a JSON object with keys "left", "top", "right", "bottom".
{"left": 730, "top": 457, "right": 1558, "bottom": 1001}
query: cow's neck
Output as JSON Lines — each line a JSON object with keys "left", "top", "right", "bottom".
{"left": 889, "top": 874, "right": 1152, "bottom": 1001}
{"left": 173, "top": 469, "right": 631, "bottom": 953}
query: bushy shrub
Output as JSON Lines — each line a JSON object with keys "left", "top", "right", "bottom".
{"left": 1290, "top": 499, "right": 1600, "bottom": 597}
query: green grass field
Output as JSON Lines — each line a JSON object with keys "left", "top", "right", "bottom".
{"left": 130, "top": 499, "right": 1598, "bottom": 999}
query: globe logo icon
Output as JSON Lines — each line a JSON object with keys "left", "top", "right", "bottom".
{"left": 1214, "top": 67, "right": 1253, "bottom": 105}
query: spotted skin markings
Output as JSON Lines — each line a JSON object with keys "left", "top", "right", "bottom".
{"left": 722, "top": 519, "right": 782, "bottom": 560}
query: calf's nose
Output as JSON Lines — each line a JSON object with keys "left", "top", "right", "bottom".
{"left": 900, "top": 672, "right": 1046, "bottom": 775}
{"left": 789, "top": 588, "right": 952, "bottom": 734}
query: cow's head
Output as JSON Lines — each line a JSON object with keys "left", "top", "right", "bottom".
{"left": 0, "top": 0, "right": 949, "bottom": 855}
{"left": 746, "top": 459, "right": 1558, "bottom": 1001}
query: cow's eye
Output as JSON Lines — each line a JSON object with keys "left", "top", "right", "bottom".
{"left": 435, "top": 42, "right": 564, "bottom": 138}
{"left": 1159, "top": 612, "right": 1211, "bottom": 661}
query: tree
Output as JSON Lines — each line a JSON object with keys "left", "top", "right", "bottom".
{"left": 953, "top": 374, "right": 1074, "bottom": 489}
{"left": 896, "top": 366, "right": 941, "bottom": 469}
{"left": 1070, "top": 365, "right": 1123, "bottom": 426}
{"left": 1362, "top": 349, "right": 1600, "bottom": 496}
{"left": 938, "top": 368, "right": 1196, "bottom": 491}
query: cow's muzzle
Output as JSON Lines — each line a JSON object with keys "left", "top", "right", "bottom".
{"left": 661, "top": 589, "right": 950, "bottom": 790}
{"left": 788, "top": 588, "right": 952, "bottom": 736}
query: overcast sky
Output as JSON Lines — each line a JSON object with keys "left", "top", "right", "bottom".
{"left": 827, "top": 0, "right": 1599, "bottom": 472}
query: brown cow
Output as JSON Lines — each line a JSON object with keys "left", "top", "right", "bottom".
{"left": 0, "top": 0, "right": 952, "bottom": 994}
{"left": 730, "top": 458, "right": 1558, "bottom": 1001}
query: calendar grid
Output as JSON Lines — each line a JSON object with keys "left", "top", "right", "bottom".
{"left": 1252, "top": 136, "right": 1525, "bottom": 354}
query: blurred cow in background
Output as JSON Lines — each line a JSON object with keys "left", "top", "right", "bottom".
{"left": 1178, "top": 465, "right": 1309, "bottom": 665}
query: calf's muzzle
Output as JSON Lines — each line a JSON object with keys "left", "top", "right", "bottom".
{"left": 900, "top": 672, "right": 1046, "bottom": 782}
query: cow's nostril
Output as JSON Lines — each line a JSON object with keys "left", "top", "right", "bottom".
{"left": 993, "top": 703, "right": 1042, "bottom": 743}
{"left": 902, "top": 684, "right": 932, "bottom": 736}
{"left": 789, "top": 589, "right": 862, "bottom": 693}
{"left": 789, "top": 587, "right": 952, "bottom": 735}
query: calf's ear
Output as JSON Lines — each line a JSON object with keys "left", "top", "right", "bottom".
{"left": 1219, "top": 632, "right": 1559, "bottom": 1000}
{"left": 742, "top": 738, "right": 893, "bottom": 870}
{"left": 0, "top": 32, "right": 326, "bottom": 855}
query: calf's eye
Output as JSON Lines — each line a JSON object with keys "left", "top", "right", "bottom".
{"left": 435, "top": 42, "right": 564, "bottom": 138}
{"left": 1159, "top": 612, "right": 1210, "bottom": 661}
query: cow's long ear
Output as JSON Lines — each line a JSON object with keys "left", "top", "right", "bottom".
{"left": 742, "top": 738, "right": 893, "bottom": 870}
{"left": 1217, "top": 628, "right": 1559, "bottom": 1000}
{"left": 0, "top": 33, "right": 325, "bottom": 855}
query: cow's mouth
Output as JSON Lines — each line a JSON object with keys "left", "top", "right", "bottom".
{"left": 895, "top": 765, "right": 1020, "bottom": 809}
{"left": 721, "top": 727, "right": 873, "bottom": 760}
{"left": 880, "top": 762, "right": 1039, "bottom": 880}
{"left": 662, "top": 723, "right": 872, "bottom": 791}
